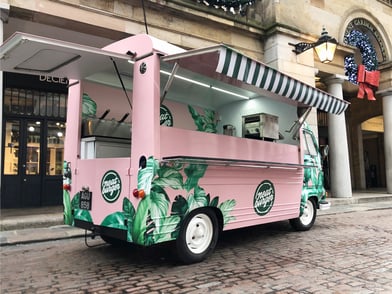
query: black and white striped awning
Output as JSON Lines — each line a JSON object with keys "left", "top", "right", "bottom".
{"left": 216, "top": 46, "right": 349, "bottom": 115}
{"left": 163, "top": 45, "right": 349, "bottom": 115}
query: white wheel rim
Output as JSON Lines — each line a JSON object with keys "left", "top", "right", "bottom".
{"left": 300, "top": 200, "right": 314, "bottom": 226}
{"left": 185, "top": 213, "right": 213, "bottom": 254}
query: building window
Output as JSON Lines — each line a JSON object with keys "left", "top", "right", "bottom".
{"left": 4, "top": 87, "right": 67, "bottom": 118}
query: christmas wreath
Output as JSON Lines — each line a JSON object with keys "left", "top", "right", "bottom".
{"left": 344, "top": 30, "right": 380, "bottom": 100}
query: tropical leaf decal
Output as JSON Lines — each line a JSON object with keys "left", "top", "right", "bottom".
{"left": 184, "top": 164, "right": 207, "bottom": 191}
{"left": 122, "top": 198, "right": 135, "bottom": 241}
{"left": 219, "top": 199, "right": 237, "bottom": 225}
{"left": 70, "top": 192, "right": 93, "bottom": 224}
{"left": 137, "top": 156, "right": 158, "bottom": 194}
{"left": 149, "top": 185, "right": 170, "bottom": 227}
{"left": 101, "top": 212, "right": 127, "bottom": 230}
{"left": 171, "top": 195, "right": 189, "bottom": 216}
{"left": 188, "top": 105, "right": 217, "bottom": 133}
{"left": 156, "top": 215, "right": 181, "bottom": 242}
{"left": 63, "top": 190, "right": 73, "bottom": 225}
{"left": 187, "top": 186, "right": 210, "bottom": 210}
{"left": 154, "top": 163, "right": 183, "bottom": 189}
{"left": 144, "top": 210, "right": 156, "bottom": 246}
{"left": 74, "top": 208, "right": 93, "bottom": 223}
{"left": 97, "top": 156, "right": 236, "bottom": 246}
{"left": 209, "top": 196, "right": 219, "bottom": 207}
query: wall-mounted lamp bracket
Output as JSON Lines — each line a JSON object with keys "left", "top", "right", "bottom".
{"left": 288, "top": 42, "right": 315, "bottom": 54}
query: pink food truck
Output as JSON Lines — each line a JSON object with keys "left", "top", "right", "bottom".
{"left": 0, "top": 33, "right": 349, "bottom": 263}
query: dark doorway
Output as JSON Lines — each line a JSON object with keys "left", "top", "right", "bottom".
{"left": 363, "top": 132, "right": 385, "bottom": 188}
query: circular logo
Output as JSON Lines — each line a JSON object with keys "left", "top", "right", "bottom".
{"left": 101, "top": 170, "right": 122, "bottom": 203}
{"left": 253, "top": 180, "right": 275, "bottom": 216}
{"left": 160, "top": 105, "right": 173, "bottom": 126}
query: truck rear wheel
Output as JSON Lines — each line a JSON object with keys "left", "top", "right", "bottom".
{"left": 176, "top": 209, "right": 219, "bottom": 264}
{"left": 290, "top": 198, "right": 317, "bottom": 231}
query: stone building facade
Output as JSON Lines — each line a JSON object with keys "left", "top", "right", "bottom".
{"left": 1, "top": 0, "right": 391, "bottom": 207}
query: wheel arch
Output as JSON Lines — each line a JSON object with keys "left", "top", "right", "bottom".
{"left": 308, "top": 195, "right": 319, "bottom": 208}
{"left": 188, "top": 206, "right": 224, "bottom": 232}
{"left": 210, "top": 206, "right": 224, "bottom": 232}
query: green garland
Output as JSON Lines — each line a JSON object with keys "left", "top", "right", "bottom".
{"left": 197, "top": 0, "right": 254, "bottom": 15}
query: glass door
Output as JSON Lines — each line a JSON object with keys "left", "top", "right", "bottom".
{"left": 2, "top": 119, "right": 43, "bottom": 207}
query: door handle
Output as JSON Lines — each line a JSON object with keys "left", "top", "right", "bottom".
{"left": 23, "top": 178, "right": 27, "bottom": 182}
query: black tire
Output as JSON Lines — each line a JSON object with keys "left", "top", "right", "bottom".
{"left": 176, "top": 209, "right": 219, "bottom": 264}
{"left": 290, "top": 198, "right": 317, "bottom": 231}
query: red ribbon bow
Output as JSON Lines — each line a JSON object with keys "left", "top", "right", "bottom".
{"left": 357, "top": 64, "right": 380, "bottom": 101}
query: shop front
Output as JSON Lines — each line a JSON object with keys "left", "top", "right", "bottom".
{"left": 1, "top": 73, "right": 67, "bottom": 208}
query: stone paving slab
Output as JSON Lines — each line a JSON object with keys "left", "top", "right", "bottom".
{"left": 0, "top": 192, "right": 391, "bottom": 246}
{"left": 1, "top": 209, "right": 391, "bottom": 293}
{"left": 0, "top": 225, "right": 86, "bottom": 246}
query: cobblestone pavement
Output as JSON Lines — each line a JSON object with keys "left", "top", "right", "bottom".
{"left": 1, "top": 209, "right": 391, "bottom": 293}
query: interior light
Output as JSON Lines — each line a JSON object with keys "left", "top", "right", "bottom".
{"left": 160, "top": 70, "right": 248, "bottom": 99}
{"left": 211, "top": 86, "right": 249, "bottom": 99}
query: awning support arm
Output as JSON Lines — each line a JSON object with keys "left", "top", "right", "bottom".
{"left": 160, "top": 62, "right": 179, "bottom": 104}
{"left": 286, "top": 107, "right": 312, "bottom": 140}
{"left": 110, "top": 57, "right": 132, "bottom": 110}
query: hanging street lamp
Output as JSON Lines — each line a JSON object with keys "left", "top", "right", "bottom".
{"left": 289, "top": 27, "right": 338, "bottom": 63}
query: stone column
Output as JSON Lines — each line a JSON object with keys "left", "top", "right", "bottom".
{"left": 325, "top": 75, "right": 352, "bottom": 198}
{"left": 0, "top": 3, "right": 10, "bottom": 189}
{"left": 379, "top": 89, "right": 392, "bottom": 194}
{"left": 355, "top": 124, "right": 367, "bottom": 190}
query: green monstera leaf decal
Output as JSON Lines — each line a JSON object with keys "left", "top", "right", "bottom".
{"left": 101, "top": 212, "right": 127, "bottom": 230}
{"left": 132, "top": 185, "right": 170, "bottom": 244}
{"left": 98, "top": 156, "right": 236, "bottom": 246}
{"left": 184, "top": 164, "right": 207, "bottom": 191}
{"left": 219, "top": 199, "right": 237, "bottom": 225}
{"left": 187, "top": 186, "right": 210, "bottom": 210}
{"left": 73, "top": 195, "right": 93, "bottom": 223}
{"left": 154, "top": 163, "right": 184, "bottom": 189}
{"left": 63, "top": 190, "right": 73, "bottom": 225}
{"left": 188, "top": 105, "right": 217, "bottom": 133}
{"left": 171, "top": 195, "right": 189, "bottom": 216}
{"left": 137, "top": 157, "right": 159, "bottom": 194}
{"left": 64, "top": 192, "right": 93, "bottom": 225}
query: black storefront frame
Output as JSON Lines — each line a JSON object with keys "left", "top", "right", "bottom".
{"left": 1, "top": 73, "right": 68, "bottom": 208}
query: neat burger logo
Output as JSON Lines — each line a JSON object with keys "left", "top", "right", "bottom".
{"left": 160, "top": 105, "right": 173, "bottom": 126}
{"left": 101, "top": 170, "right": 122, "bottom": 203}
{"left": 253, "top": 180, "right": 275, "bottom": 216}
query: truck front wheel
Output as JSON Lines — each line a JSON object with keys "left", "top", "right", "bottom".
{"left": 290, "top": 198, "right": 317, "bottom": 231}
{"left": 176, "top": 209, "right": 219, "bottom": 264}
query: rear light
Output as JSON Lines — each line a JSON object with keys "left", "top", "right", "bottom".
{"left": 133, "top": 188, "right": 145, "bottom": 199}
{"left": 63, "top": 161, "right": 72, "bottom": 191}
